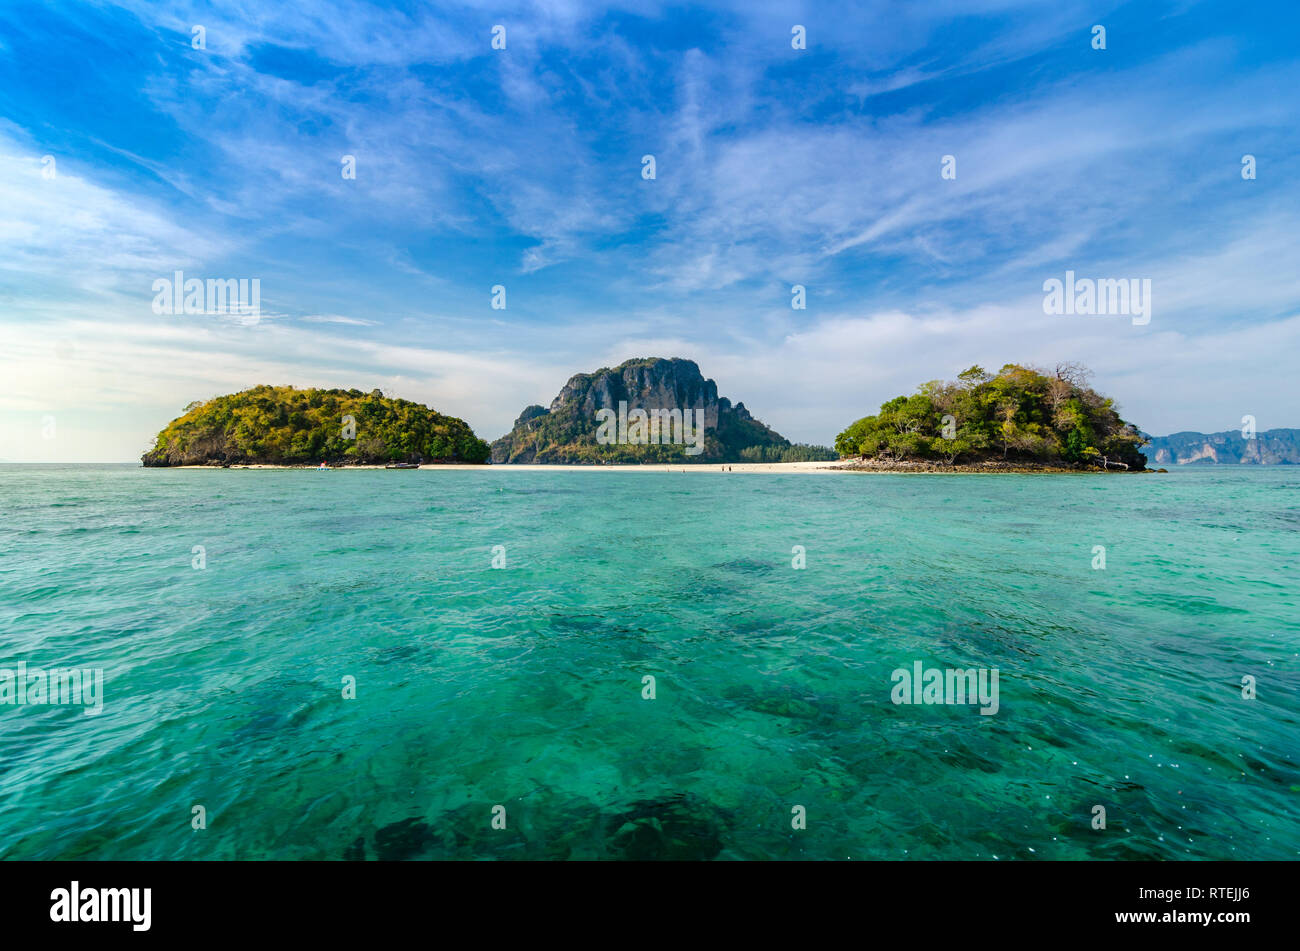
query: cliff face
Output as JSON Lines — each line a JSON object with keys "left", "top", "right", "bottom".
{"left": 1142, "top": 429, "right": 1300, "bottom": 465}
{"left": 490, "top": 357, "right": 791, "bottom": 463}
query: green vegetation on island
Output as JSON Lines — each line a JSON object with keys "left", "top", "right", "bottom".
{"left": 738, "top": 443, "right": 839, "bottom": 463}
{"left": 141, "top": 385, "right": 491, "bottom": 466}
{"left": 834, "top": 363, "right": 1147, "bottom": 470}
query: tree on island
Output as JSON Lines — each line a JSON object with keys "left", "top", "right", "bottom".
{"left": 834, "top": 363, "right": 1147, "bottom": 470}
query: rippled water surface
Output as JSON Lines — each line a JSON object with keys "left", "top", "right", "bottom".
{"left": 1, "top": 464, "right": 1297, "bottom": 860}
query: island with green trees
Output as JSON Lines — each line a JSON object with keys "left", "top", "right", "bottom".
{"left": 141, "top": 363, "right": 1153, "bottom": 471}
{"left": 833, "top": 363, "right": 1148, "bottom": 471}
{"left": 141, "top": 385, "right": 491, "bottom": 466}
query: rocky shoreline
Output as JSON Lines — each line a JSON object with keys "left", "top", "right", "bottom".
{"left": 830, "top": 457, "right": 1161, "bottom": 474}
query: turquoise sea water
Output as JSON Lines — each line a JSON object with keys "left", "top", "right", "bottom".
{"left": 0, "top": 464, "right": 1297, "bottom": 860}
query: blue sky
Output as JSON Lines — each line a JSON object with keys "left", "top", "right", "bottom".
{"left": 1, "top": 0, "right": 1297, "bottom": 460}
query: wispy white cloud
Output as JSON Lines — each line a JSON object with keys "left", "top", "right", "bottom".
{"left": 300, "top": 314, "right": 377, "bottom": 326}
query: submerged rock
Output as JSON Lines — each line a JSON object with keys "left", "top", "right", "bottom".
{"left": 343, "top": 835, "right": 366, "bottom": 861}
{"left": 604, "top": 792, "right": 730, "bottom": 861}
{"left": 725, "top": 683, "right": 836, "bottom": 723}
{"left": 357, "top": 791, "right": 733, "bottom": 860}
{"left": 372, "top": 817, "right": 433, "bottom": 861}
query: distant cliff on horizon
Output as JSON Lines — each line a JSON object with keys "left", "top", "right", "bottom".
{"left": 491, "top": 357, "right": 834, "bottom": 464}
{"left": 1142, "top": 428, "right": 1300, "bottom": 465}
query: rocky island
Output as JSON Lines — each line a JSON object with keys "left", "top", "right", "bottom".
{"left": 141, "top": 385, "right": 491, "bottom": 466}
{"left": 490, "top": 357, "right": 835, "bottom": 464}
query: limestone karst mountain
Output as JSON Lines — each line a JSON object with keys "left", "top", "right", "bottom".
{"left": 490, "top": 357, "right": 826, "bottom": 464}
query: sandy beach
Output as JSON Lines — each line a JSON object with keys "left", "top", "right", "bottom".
{"left": 177, "top": 460, "right": 1143, "bottom": 473}
{"left": 181, "top": 460, "right": 845, "bottom": 473}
